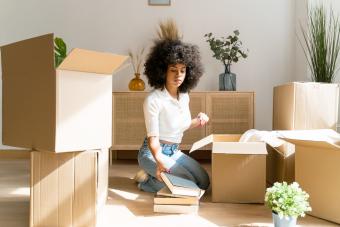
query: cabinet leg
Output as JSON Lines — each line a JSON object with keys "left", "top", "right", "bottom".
{"left": 109, "top": 149, "right": 112, "bottom": 166}
{"left": 109, "top": 149, "right": 118, "bottom": 165}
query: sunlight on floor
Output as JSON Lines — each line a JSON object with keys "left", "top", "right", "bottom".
{"left": 108, "top": 188, "right": 140, "bottom": 200}
{"left": 237, "top": 223, "right": 272, "bottom": 227}
{"left": 97, "top": 203, "right": 220, "bottom": 227}
{"left": 134, "top": 214, "right": 219, "bottom": 227}
{"left": 97, "top": 204, "right": 135, "bottom": 226}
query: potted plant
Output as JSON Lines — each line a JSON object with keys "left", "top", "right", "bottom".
{"left": 265, "top": 182, "right": 312, "bottom": 227}
{"left": 204, "top": 30, "right": 248, "bottom": 91}
{"left": 300, "top": 3, "right": 340, "bottom": 83}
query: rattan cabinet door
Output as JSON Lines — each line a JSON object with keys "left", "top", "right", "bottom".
{"left": 180, "top": 92, "right": 206, "bottom": 150}
{"left": 112, "top": 92, "right": 147, "bottom": 150}
{"left": 206, "top": 92, "right": 254, "bottom": 135}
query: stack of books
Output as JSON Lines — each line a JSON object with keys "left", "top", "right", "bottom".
{"left": 153, "top": 172, "right": 205, "bottom": 214}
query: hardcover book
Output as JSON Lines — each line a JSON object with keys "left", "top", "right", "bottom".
{"left": 160, "top": 172, "right": 201, "bottom": 197}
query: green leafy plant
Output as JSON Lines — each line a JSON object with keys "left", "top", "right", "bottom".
{"left": 204, "top": 30, "right": 248, "bottom": 73}
{"left": 300, "top": 4, "right": 340, "bottom": 83}
{"left": 265, "top": 182, "right": 312, "bottom": 219}
{"left": 54, "top": 37, "right": 67, "bottom": 67}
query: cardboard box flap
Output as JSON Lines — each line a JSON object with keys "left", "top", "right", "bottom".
{"left": 1, "top": 33, "right": 55, "bottom": 81}
{"left": 1, "top": 33, "right": 56, "bottom": 150}
{"left": 189, "top": 135, "right": 214, "bottom": 153}
{"left": 190, "top": 134, "right": 267, "bottom": 154}
{"left": 1, "top": 33, "right": 53, "bottom": 52}
{"left": 280, "top": 138, "right": 340, "bottom": 150}
{"left": 189, "top": 134, "right": 241, "bottom": 153}
{"left": 213, "top": 141, "right": 267, "bottom": 154}
{"left": 274, "top": 141, "right": 295, "bottom": 157}
{"left": 58, "top": 48, "right": 128, "bottom": 75}
{"left": 277, "top": 129, "right": 340, "bottom": 150}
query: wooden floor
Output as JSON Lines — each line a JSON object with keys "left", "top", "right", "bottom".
{"left": 0, "top": 158, "right": 338, "bottom": 227}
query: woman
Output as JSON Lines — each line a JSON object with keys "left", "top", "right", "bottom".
{"left": 135, "top": 38, "right": 210, "bottom": 193}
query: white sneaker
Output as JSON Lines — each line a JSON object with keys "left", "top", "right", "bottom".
{"left": 134, "top": 169, "right": 148, "bottom": 183}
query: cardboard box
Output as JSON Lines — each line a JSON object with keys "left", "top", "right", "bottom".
{"left": 190, "top": 134, "right": 267, "bottom": 203}
{"left": 1, "top": 34, "right": 128, "bottom": 152}
{"left": 273, "top": 82, "right": 339, "bottom": 130}
{"left": 266, "top": 141, "right": 295, "bottom": 185}
{"left": 30, "top": 148, "right": 108, "bottom": 227}
{"left": 278, "top": 129, "right": 340, "bottom": 224}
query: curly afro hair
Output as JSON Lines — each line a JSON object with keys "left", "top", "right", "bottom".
{"left": 144, "top": 39, "right": 204, "bottom": 93}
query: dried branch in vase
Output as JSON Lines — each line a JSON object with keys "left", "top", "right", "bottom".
{"left": 128, "top": 47, "right": 146, "bottom": 75}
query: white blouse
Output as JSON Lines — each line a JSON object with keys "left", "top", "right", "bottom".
{"left": 143, "top": 88, "right": 192, "bottom": 143}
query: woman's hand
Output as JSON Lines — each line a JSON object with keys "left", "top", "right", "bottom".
{"left": 155, "top": 159, "right": 169, "bottom": 182}
{"left": 154, "top": 152, "right": 170, "bottom": 181}
{"left": 196, "top": 112, "right": 209, "bottom": 127}
{"left": 148, "top": 136, "right": 169, "bottom": 181}
{"left": 189, "top": 112, "right": 210, "bottom": 129}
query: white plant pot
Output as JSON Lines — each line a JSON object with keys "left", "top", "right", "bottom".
{"left": 272, "top": 212, "right": 297, "bottom": 227}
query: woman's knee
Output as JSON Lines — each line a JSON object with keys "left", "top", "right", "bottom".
{"left": 198, "top": 174, "right": 210, "bottom": 190}
{"left": 168, "top": 163, "right": 196, "bottom": 182}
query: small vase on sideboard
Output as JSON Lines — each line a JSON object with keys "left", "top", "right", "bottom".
{"left": 128, "top": 73, "right": 145, "bottom": 91}
{"left": 219, "top": 64, "right": 236, "bottom": 91}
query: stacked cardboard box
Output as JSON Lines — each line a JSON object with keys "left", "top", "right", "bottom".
{"left": 270, "top": 82, "right": 339, "bottom": 185}
{"left": 273, "top": 82, "right": 339, "bottom": 131}
{"left": 1, "top": 34, "right": 128, "bottom": 227}
{"left": 190, "top": 134, "right": 267, "bottom": 203}
{"left": 30, "top": 149, "right": 108, "bottom": 226}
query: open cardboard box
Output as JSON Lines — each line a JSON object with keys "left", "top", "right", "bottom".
{"left": 236, "top": 129, "right": 296, "bottom": 185}
{"left": 278, "top": 129, "right": 340, "bottom": 224}
{"left": 1, "top": 34, "right": 128, "bottom": 152}
{"left": 30, "top": 148, "right": 108, "bottom": 227}
{"left": 190, "top": 134, "right": 267, "bottom": 203}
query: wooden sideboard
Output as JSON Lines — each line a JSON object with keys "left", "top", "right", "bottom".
{"left": 111, "top": 91, "right": 254, "bottom": 161}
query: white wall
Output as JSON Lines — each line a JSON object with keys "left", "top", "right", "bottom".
{"left": 1, "top": 0, "right": 299, "bottom": 149}
{"left": 295, "top": 0, "right": 309, "bottom": 82}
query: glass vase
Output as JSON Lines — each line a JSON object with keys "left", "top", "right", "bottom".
{"left": 128, "top": 73, "right": 145, "bottom": 91}
{"left": 219, "top": 72, "right": 236, "bottom": 91}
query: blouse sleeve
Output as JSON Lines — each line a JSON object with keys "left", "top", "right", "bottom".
{"left": 143, "top": 95, "right": 160, "bottom": 137}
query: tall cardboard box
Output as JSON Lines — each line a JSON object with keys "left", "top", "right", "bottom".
{"left": 278, "top": 130, "right": 340, "bottom": 224}
{"left": 190, "top": 134, "right": 267, "bottom": 203}
{"left": 273, "top": 82, "right": 339, "bottom": 130}
{"left": 266, "top": 141, "right": 295, "bottom": 185}
{"left": 1, "top": 34, "right": 128, "bottom": 152}
{"left": 30, "top": 148, "right": 108, "bottom": 227}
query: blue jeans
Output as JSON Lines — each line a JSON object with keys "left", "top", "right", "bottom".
{"left": 137, "top": 138, "right": 210, "bottom": 193}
